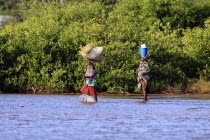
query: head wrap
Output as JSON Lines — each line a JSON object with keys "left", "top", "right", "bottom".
{"left": 141, "top": 56, "right": 147, "bottom": 61}
{"left": 88, "top": 59, "right": 96, "bottom": 63}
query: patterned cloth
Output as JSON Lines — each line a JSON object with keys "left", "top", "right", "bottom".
{"left": 85, "top": 65, "right": 97, "bottom": 86}
{"left": 136, "top": 61, "right": 150, "bottom": 88}
{"left": 80, "top": 63, "right": 97, "bottom": 95}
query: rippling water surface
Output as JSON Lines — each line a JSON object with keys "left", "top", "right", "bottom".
{"left": 0, "top": 94, "right": 210, "bottom": 140}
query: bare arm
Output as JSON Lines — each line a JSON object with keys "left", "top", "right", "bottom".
{"left": 141, "top": 65, "right": 151, "bottom": 75}
{"left": 136, "top": 68, "right": 139, "bottom": 77}
{"left": 84, "top": 75, "right": 93, "bottom": 78}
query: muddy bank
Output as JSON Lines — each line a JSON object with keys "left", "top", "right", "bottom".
{"left": 1, "top": 92, "right": 209, "bottom": 97}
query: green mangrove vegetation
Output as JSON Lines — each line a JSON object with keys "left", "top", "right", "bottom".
{"left": 0, "top": 0, "right": 210, "bottom": 94}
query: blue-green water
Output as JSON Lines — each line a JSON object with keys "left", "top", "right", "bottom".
{"left": 0, "top": 94, "right": 210, "bottom": 140}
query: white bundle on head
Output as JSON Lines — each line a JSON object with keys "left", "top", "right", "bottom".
{"left": 80, "top": 44, "right": 104, "bottom": 62}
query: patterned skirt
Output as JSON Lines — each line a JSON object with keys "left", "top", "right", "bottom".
{"left": 137, "top": 75, "right": 150, "bottom": 89}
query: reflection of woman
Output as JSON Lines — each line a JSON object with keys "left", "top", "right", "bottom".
{"left": 80, "top": 59, "right": 97, "bottom": 102}
{"left": 136, "top": 56, "right": 151, "bottom": 102}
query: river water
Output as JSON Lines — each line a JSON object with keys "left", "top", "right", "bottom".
{"left": 0, "top": 94, "right": 210, "bottom": 140}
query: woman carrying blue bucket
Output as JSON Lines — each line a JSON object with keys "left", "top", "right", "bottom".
{"left": 136, "top": 44, "right": 151, "bottom": 102}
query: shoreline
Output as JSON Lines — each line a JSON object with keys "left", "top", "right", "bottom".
{"left": 1, "top": 92, "right": 210, "bottom": 96}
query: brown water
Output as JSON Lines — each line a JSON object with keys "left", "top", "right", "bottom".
{"left": 0, "top": 94, "right": 210, "bottom": 140}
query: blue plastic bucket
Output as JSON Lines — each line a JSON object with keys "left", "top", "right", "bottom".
{"left": 140, "top": 47, "right": 148, "bottom": 56}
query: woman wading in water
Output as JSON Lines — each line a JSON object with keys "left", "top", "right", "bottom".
{"left": 136, "top": 56, "right": 151, "bottom": 102}
{"left": 80, "top": 59, "right": 97, "bottom": 102}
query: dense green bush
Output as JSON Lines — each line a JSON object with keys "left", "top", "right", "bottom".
{"left": 0, "top": 0, "right": 19, "bottom": 14}
{"left": 0, "top": 0, "right": 209, "bottom": 93}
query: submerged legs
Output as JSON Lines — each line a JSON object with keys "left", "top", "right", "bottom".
{"left": 139, "top": 80, "right": 148, "bottom": 102}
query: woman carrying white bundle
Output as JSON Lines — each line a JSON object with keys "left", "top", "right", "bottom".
{"left": 80, "top": 59, "right": 97, "bottom": 102}
{"left": 79, "top": 44, "right": 104, "bottom": 102}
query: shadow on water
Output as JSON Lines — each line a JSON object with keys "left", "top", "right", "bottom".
{"left": 81, "top": 102, "right": 97, "bottom": 105}
{"left": 186, "top": 106, "right": 210, "bottom": 111}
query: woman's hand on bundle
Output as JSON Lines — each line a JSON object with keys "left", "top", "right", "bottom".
{"left": 84, "top": 76, "right": 92, "bottom": 78}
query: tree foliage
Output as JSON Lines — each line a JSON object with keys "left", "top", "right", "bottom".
{"left": 0, "top": 0, "right": 210, "bottom": 93}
